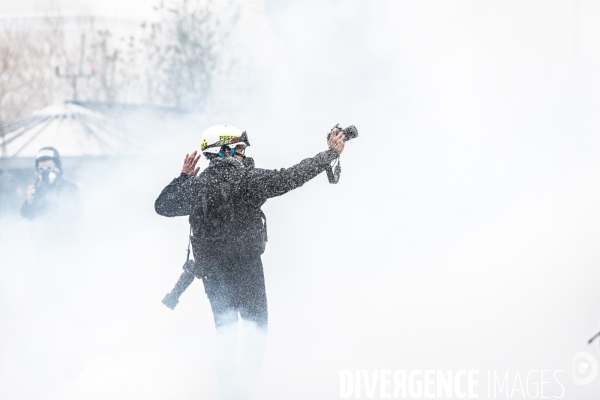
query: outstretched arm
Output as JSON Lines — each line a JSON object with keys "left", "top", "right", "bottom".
{"left": 155, "top": 151, "right": 201, "bottom": 217}
{"left": 247, "top": 129, "right": 345, "bottom": 200}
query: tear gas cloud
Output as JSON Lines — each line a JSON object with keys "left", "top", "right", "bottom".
{"left": 1, "top": 1, "right": 600, "bottom": 399}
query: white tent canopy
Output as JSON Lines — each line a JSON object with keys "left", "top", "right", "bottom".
{"left": 0, "top": 102, "right": 126, "bottom": 160}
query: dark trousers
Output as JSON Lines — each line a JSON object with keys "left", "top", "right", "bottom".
{"left": 199, "top": 252, "right": 268, "bottom": 328}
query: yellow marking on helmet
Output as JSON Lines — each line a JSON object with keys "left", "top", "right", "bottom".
{"left": 218, "top": 135, "right": 238, "bottom": 144}
{"left": 217, "top": 134, "right": 241, "bottom": 146}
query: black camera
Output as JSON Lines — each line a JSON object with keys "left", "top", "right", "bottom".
{"left": 162, "top": 259, "right": 197, "bottom": 310}
{"left": 327, "top": 124, "right": 359, "bottom": 142}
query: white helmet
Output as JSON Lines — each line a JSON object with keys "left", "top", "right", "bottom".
{"left": 201, "top": 125, "right": 250, "bottom": 155}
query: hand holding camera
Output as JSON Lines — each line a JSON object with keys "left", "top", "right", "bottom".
{"left": 328, "top": 128, "right": 346, "bottom": 154}
{"left": 327, "top": 124, "right": 359, "bottom": 142}
{"left": 325, "top": 124, "right": 359, "bottom": 184}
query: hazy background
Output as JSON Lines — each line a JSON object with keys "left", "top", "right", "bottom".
{"left": 1, "top": 0, "right": 600, "bottom": 399}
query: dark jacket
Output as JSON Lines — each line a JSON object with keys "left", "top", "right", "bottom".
{"left": 155, "top": 149, "right": 339, "bottom": 259}
{"left": 21, "top": 178, "right": 81, "bottom": 221}
{"left": 21, "top": 177, "right": 82, "bottom": 242}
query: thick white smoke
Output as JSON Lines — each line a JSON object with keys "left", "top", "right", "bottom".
{"left": 1, "top": 1, "right": 600, "bottom": 399}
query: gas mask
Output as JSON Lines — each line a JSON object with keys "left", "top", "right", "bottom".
{"left": 37, "top": 165, "right": 61, "bottom": 185}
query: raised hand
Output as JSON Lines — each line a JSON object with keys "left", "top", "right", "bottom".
{"left": 26, "top": 185, "right": 36, "bottom": 204}
{"left": 181, "top": 151, "right": 201, "bottom": 176}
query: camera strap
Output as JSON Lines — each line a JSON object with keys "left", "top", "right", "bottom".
{"left": 183, "top": 225, "right": 200, "bottom": 276}
{"left": 326, "top": 156, "right": 341, "bottom": 184}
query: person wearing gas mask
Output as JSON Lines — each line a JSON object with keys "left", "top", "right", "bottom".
{"left": 155, "top": 125, "right": 346, "bottom": 400}
{"left": 21, "top": 147, "right": 82, "bottom": 235}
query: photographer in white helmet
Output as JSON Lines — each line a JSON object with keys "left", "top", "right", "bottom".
{"left": 155, "top": 125, "right": 347, "bottom": 400}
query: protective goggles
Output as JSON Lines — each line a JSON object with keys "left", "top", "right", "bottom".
{"left": 202, "top": 131, "right": 250, "bottom": 152}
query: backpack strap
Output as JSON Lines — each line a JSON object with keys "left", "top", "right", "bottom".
{"left": 259, "top": 209, "right": 268, "bottom": 242}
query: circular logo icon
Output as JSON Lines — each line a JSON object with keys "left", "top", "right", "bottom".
{"left": 572, "top": 351, "right": 599, "bottom": 385}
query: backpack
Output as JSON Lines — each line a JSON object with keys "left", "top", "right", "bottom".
{"left": 198, "top": 168, "right": 237, "bottom": 233}
{"left": 190, "top": 160, "right": 268, "bottom": 258}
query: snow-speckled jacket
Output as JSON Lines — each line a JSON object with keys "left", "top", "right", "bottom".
{"left": 155, "top": 149, "right": 339, "bottom": 258}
